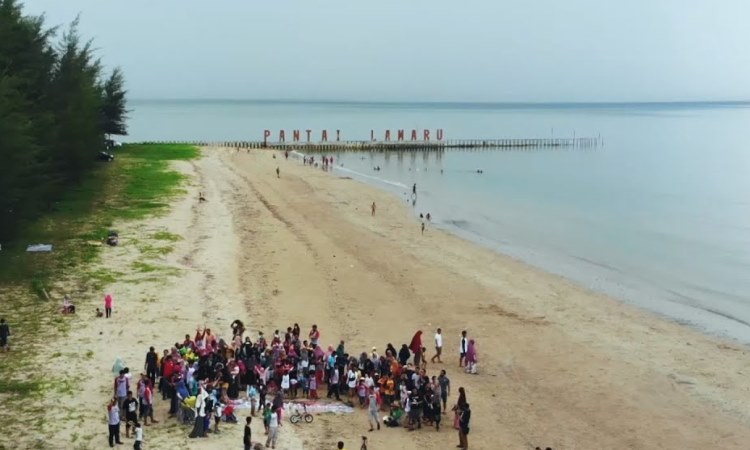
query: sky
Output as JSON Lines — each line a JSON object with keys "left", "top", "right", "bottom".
{"left": 21, "top": 0, "right": 750, "bottom": 102}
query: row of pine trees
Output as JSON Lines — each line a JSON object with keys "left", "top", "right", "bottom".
{"left": 0, "top": 0, "right": 128, "bottom": 242}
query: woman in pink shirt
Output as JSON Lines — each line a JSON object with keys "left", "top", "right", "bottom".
{"left": 104, "top": 294, "right": 113, "bottom": 318}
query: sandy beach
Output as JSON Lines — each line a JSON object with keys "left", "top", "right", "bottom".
{"left": 30, "top": 146, "right": 750, "bottom": 450}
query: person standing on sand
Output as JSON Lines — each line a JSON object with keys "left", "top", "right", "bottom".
{"left": 276, "top": 166, "right": 280, "bottom": 178}
{"left": 421, "top": 222, "right": 425, "bottom": 235}
{"left": 371, "top": 202, "right": 376, "bottom": 216}
{"left": 459, "top": 330, "right": 468, "bottom": 368}
{"left": 367, "top": 387, "right": 381, "bottom": 431}
{"left": 142, "top": 379, "right": 158, "bottom": 426}
{"left": 144, "top": 347, "right": 158, "bottom": 385}
{"left": 452, "top": 386, "right": 467, "bottom": 429}
{"left": 104, "top": 293, "right": 113, "bottom": 318}
{"left": 409, "top": 331, "right": 423, "bottom": 367}
{"left": 0, "top": 318, "right": 10, "bottom": 352}
{"left": 431, "top": 328, "right": 443, "bottom": 364}
{"left": 457, "top": 403, "right": 471, "bottom": 449}
{"left": 133, "top": 421, "right": 143, "bottom": 450}
{"left": 465, "top": 339, "right": 478, "bottom": 374}
{"left": 243, "top": 416, "right": 252, "bottom": 450}
{"left": 107, "top": 397, "right": 123, "bottom": 447}
{"left": 115, "top": 370, "right": 129, "bottom": 410}
{"left": 309, "top": 324, "right": 320, "bottom": 347}
{"left": 438, "top": 370, "right": 451, "bottom": 412}
{"left": 123, "top": 391, "right": 138, "bottom": 439}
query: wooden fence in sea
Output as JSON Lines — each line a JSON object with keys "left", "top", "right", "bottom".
{"left": 136, "top": 137, "right": 600, "bottom": 152}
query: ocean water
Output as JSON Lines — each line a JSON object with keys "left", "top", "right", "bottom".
{"left": 127, "top": 100, "right": 750, "bottom": 343}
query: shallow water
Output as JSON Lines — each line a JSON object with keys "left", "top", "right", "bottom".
{"left": 127, "top": 100, "right": 750, "bottom": 343}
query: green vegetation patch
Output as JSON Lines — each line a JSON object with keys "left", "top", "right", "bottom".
{"left": 0, "top": 143, "right": 198, "bottom": 423}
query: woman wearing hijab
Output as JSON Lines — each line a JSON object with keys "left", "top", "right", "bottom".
{"left": 398, "top": 344, "right": 411, "bottom": 366}
{"left": 409, "top": 331, "right": 423, "bottom": 367}
{"left": 453, "top": 387, "right": 467, "bottom": 429}
{"left": 465, "top": 339, "right": 478, "bottom": 374}
{"left": 189, "top": 384, "right": 209, "bottom": 438}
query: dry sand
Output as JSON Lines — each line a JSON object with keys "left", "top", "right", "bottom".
{"left": 26, "top": 147, "right": 750, "bottom": 449}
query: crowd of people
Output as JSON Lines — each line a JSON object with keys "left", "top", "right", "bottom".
{"left": 106, "top": 320, "right": 479, "bottom": 449}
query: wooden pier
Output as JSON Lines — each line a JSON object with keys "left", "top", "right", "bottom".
{"left": 137, "top": 137, "right": 600, "bottom": 152}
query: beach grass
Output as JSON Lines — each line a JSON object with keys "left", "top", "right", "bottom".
{"left": 0, "top": 143, "right": 198, "bottom": 441}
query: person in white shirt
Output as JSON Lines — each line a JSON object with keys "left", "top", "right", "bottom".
{"left": 459, "top": 330, "right": 468, "bottom": 368}
{"left": 265, "top": 410, "right": 279, "bottom": 449}
{"left": 431, "top": 328, "right": 443, "bottom": 363}
{"left": 133, "top": 422, "right": 143, "bottom": 450}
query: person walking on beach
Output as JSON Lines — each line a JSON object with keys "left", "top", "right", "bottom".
{"left": 459, "top": 330, "right": 468, "bottom": 368}
{"left": 421, "top": 222, "right": 425, "bottom": 235}
{"left": 265, "top": 409, "right": 279, "bottom": 449}
{"left": 0, "top": 318, "right": 10, "bottom": 352}
{"left": 276, "top": 166, "right": 280, "bottom": 178}
{"left": 431, "top": 328, "right": 443, "bottom": 363}
{"left": 107, "top": 397, "right": 123, "bottom": 447}
{"left": 371, "top": 202, "right": 376, "bottom": 216}
{"left": 412, "top": 183, "right": 417, "bottom": 197}
{"left": 104, "top": 293, "right": 113, "bottom": 318}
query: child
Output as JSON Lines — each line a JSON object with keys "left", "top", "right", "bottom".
{"left": 357, "top": 379, "right": 368, "bottom": 407}
{"left": 214, "top": 400, "right": 223, "bottom": 433}
{"left": 247, "top": 384, "right": 259, "bottom": 416}
{"left": 290, "top": 373, "right": 298, "bottom": 399}
{"left": 263, "top": 402, "right": 272, "bottom": 435}
{"left": 299, "top": 372, "right": 309, "bottom": 399}
{"left": 96, "top": 308, "right": 104, "bottom": 318}
{"left": 308, "top": 373, "right": 318, "bottom": 399}
{"left": 133, "top": 421, "right": 143, "bottom": 450}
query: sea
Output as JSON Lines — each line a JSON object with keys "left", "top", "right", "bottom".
{"left": 126, "top": 99, "right": 750, "bottom": 344}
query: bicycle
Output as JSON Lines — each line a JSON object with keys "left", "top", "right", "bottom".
{"left": 289, "top": 404, "right": 313, "bottom": 424}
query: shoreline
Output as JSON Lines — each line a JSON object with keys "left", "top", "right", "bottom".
{"left": 224, "top": 147, "right": 750, "bottom": 448}
{"left": 15, "top": 145, "right": 750, "bottom": 449}
{"left": 323, "top": 158, "right": 750, "bottom": 346}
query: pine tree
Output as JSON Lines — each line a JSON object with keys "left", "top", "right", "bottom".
{"left": 101, "top": 67, "right": 128, "bottom": 137}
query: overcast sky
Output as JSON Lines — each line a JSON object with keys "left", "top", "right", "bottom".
{"left": 21, "top": 0, "right": 750, "bottom": 102}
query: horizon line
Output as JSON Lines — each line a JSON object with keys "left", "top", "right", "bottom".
{"left": 129, "top": 98, "right": 750, "bottom": 106}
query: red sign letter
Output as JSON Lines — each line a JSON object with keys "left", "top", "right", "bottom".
{"left": 263, "top": 130, "right": 271, "bottom": 144}
{"left": 306, "top": 130, "right": 312, "bottom": 142}
{"left": 385, "top": 130, "right": 391, "bottom": 142}
{"left": 436, "top": 129, "right": 444, "bottom": 141}
{"left": 371, "top": 130, "right": 375, "bottom": 141}
{"left": 321, "top": 130, "right": 328, "bottom": 142}
{"left": 336, "top": 130, "right": 341, "bottom": 141}
{"left": 411, "top": 129, "right": 418, "bottom": 141}
{"left": 423, "top": 130, "right": 430, "bottom": 141}
{"left": 279, "top": 130, "right": 285, "bottom": 143}
{"left": 293, "top": 130, "right": 300, "bottom": 142}
{"left": 397, "top": 130, "right": 404, "bottom": 141}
